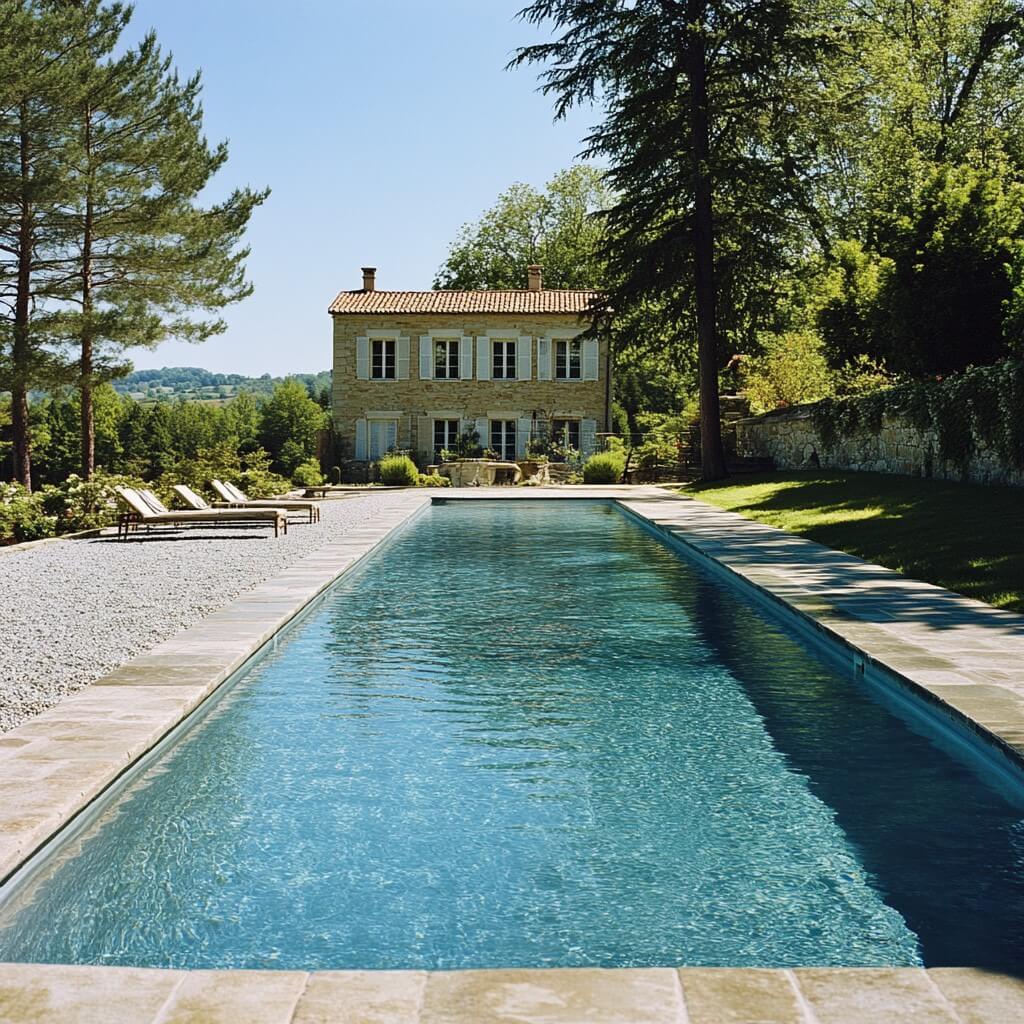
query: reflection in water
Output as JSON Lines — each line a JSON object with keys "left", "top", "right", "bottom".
{"left": 0, "top": 502, "right": 1020, "bottom": 971}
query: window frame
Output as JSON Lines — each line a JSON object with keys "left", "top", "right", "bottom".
{"left": 554, "top": 338, "right": 582, "bottom": 380}
{"left": 368, "top": 418, "right": 399, "bottom": 459}
{"left": 433, "top": 418, "right": 460, "bottom": 461}
{"left": 491, "top": 338, "right": 517, "bottom": 380}
{"left": 551, "top": 418, "right": 581, "bottom": 451}
{"left": 370, "top": 338, "right": 397, "bottom": 380}
{"left": 490, "top": 419, "right": 517, "bottom": 462}
{"left": 433, "top": 338, "right": 460, "bottom": 380}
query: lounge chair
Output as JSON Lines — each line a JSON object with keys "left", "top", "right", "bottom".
{"left": 210, "top": 479, "right": 321, "bottom": 523}
{"left": 115, "top": 487, "right": 288, "bottom": 539}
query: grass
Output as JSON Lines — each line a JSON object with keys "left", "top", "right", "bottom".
{"left": 684, "top": 471, "right": 1024, "bottom": 613}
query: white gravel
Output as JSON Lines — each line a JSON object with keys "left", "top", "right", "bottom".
{"left": 0, "top": 494, "right": 401, "bottom": 734}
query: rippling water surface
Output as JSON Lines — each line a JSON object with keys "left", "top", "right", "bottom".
{"left": 2, "top": 501, "right": 1023, "bottom": 970}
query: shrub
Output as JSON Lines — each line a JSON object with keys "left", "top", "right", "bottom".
{"left": 582, "top": 451, "right": 626, "bottom": 483}
{"left": 0, "top": 483, "right": 57, "bottom": 544}
{"left": 742, "top": 330, "right": 835, "bottom": 413}
{"left": 417, "top": 472, "right": 450, "bottom": 487}
{"left": 292, "top": 459, "right": 324, "bottom": 487}
{"left": 377, "top": 454, "right": 418, "bottom": 486}
{"left": 39, "top": 470, "right": 144, "bottom": 532}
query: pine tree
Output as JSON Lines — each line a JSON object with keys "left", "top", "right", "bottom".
{"left": 514, "top": 0, "right": 831, "bottom": 480}
{"left": 55, "top": 5, "right": 268, "bottom": 476}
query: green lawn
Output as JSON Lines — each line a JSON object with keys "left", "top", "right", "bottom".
{"left": 684, "top": 471, "right": 1024, "bottom": 613}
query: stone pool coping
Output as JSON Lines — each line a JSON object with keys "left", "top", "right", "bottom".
{"left": 2, "top": 485, "right": 1024, "bottom": 1022}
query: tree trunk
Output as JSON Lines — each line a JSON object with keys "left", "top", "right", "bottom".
{"left": 12, "top": 105, "right": 33, "bottom": 490}
{"left": 80, "top": 108, "right": 95, "bottom": 479}
{"left": 686, "top": 3, "right": 727, "bottom": 482}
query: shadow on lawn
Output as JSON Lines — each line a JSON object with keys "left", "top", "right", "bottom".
{"left": 689, "top": 471, "right": 1024, "bottom": 619}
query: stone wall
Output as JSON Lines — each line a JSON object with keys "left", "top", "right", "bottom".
{"left": 734, "top": 406, "right": 1024, "bottom": 488}
{"left": 332, "top": 313, "right": 610, "bottom": 463}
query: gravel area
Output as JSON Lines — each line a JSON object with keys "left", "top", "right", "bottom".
{"left": 0, "top": 493, "right": 405, "bottom": 734}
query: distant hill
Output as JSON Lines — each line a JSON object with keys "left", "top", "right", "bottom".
{"left": 112, "top": 366, "right": 332, "bottom": 403}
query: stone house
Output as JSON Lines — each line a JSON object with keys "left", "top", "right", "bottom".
{"left": 329, "top": 266, "right": 609, "bottom": 465}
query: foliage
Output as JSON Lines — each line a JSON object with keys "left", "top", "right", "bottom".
{"left": 810, "top": 359, "right": 1024, "bottom": 472}
{"left": 632, "top": 412, "right": 694, "bottom": 471}
{"left": 417, "top": 472, "right": 450, "bottom": 488}
{"left": 688, "top": 471, "right": 1024, "bottom": 613}
{"left": 257, "top": 378, "right": 328, "bottom": 475}
{"left": 741, "top": 331, "right": 835, "bottom": 414}
{"left": 582, "top": 451, "right": 625, "bottom": 484}
{"left": 39, "top": 470, "right": 142, "bottom": 532}
{"left": 439, "top": 429, "right": 483, "bottom": 462}
{"left": 434, "top": 165, "right": 610, "bottom": 290}
{"left": 291, "top": 459, "right": 324, "bottom": 487}
{"left": 0, "top": 483, "right": 56, "bottom": 544}
{"left": 376, "top": 454, "right": 418, "bottom": 486}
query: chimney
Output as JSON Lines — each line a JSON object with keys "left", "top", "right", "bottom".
{"left": 361, "top": 267, "right": 376, "bottom": 291}
{"left": 527, "top": 264, "right": 543, "bottom": 292}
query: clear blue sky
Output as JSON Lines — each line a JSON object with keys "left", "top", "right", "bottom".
{"left": 123, "top": 0, "right": 596, "bottom": 377}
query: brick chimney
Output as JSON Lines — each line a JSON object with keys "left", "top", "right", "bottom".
{"left": 361, "top": 267, "right": 376, "bottom": 291}
{"left": 527, "top": 264, "right": 543, "bottom": 292}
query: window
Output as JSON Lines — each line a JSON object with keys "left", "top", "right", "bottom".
{"left": 368, "top": 419, "right": 398, "bottom": 459}
{"left": 490, "top": 420, "right": 517, "bottom": 462}
{"left": 492, "top": 339, "right": 517, "bottom": 379}
{"left": 433, "top": 418, "right": 460, "bottom": 460}
{"left": 371, "top": 339, "right": 396, "bottom": 379}
{"left": 551, "top": 419, "right": 580, "bottom": 451}
{"left": 434, "top": 339, "right": 460, "bottom": 379}
{"left": 555, "top": 339, "right": 582, "bottom": 379}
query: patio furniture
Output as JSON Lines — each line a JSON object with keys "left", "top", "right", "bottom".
{"left": 210, "top": 480, "right": 321, "bottom": 523}
{"left": 115, "top": 487, "right": 288, "bottom": 540}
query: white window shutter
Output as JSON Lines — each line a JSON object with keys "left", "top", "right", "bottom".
{"left": 354, "top": 418, "right": 368, "bottom": 460}
{"left": 475, "top": 417, "right": 489, "bottom": 452}
{"left": 537, "top": 337, "right": 552, "bottom": 380}
{"left": 517, "top": 337, "right": 532, "bottom": 381}
{"left": 417, "top": 416, "right": 432, "bottom": 462}
{"left": 460, "top": 336, "right": 474, "bottom": 379}
{"left": 386, "top": 419, "right": 398, "bottom": 451}
{"left": 396, "top": 337, "right": 410, "bottom": 379}
{"left": 419, "top": 336, "right": 433, "bottom": 379}
{"left": 477, "top": 336, "right": 491, "bottom": 381}
{"left": 583, "top": 338, "right": 599, "bottom": 381}
{"left": 355, "top": 337, "right": 369, "bottom": 380}
{"left": 581, "top": 418, "right": 597, "bottom": 456}
{"left": 516, "top": 416, "right": 532, "bottom": 458}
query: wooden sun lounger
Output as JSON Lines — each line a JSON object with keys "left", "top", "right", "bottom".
{"left": 115, "top": 487, "right": 288, "bottom": 539}
{"left": 210, "top": 479, "right": 321, "bottom": 523}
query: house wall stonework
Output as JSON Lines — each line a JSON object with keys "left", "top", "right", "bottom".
{"left": 735, "top": 407, "right": 1024, "bottom": 488}
{"left": 331, "top": 313, "right": 609, "bottom": 463}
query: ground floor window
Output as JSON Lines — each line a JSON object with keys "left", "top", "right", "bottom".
{"left": 433, "top": 418, "right": 460, "bottom": 460}
{"left": 490, "top": 419, "right": 516, "bottom": 461}
{"left": 551, "top": 418, "right": 580, "bottom": 452}
{"left": 369, "top": 419, "right": 398, "bottom": 459}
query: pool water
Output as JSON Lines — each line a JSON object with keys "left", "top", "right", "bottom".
{"left": 1, "top": 502, "right": 1022, "bottom": 970}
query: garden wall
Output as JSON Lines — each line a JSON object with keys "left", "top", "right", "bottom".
{"left": 735, "top": 406, "right": 1024, "bottom": 488}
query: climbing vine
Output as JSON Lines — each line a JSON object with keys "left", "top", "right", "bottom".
{"left": 810, "top": 359, "right": 1024, "bottom": 472}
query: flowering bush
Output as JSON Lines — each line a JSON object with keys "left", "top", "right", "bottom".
{"left": 0, "top": 483, "right": 56, "bottom": 544}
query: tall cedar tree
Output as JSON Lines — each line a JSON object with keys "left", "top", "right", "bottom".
{"left": 57, "top": 5, "right": 268, "bottom": 477}
{"left": 0, "top": 1, "right": 102, "bottom": 487}
{"left": 514, "top": 0, "right": 828, "bottom": 480}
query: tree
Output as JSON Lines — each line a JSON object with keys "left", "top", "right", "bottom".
{"left": 55, "top": 5, "right": 267, "bottom": 478}
{"left": 434, "top": 165, "right": 610, "bottom": 290}
{"left": 257, "top": 379, "right": 328, "bottom": 475}
{"left": 514, "top": 1, "right": 830, "bottom": 480}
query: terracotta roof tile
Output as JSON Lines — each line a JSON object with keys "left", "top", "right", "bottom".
{"left": 328, "top": 289, "right": 603, "bottom": 316}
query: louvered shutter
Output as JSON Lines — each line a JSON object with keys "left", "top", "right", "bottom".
{"left": 419, "top": 336, "right": 433, "bottom": 379}
{"left": 516, "top": 416, "right": 533, "bottom": 458}
{"left": 475, "top": 417, "right": 490, "bottom": 452}
{"left": 581, "top": 418, "right": 597, "bottom": 456}
{"left": 537, "top": 337, "right": 552, "bottom": 380}
{"left": 396, "top": 337, "right": 410, "bottom": 380}
{"left": 355, "top": 336, "right": 369, "bottom": 380}
{"left": 460, "top": 337, "right": 474, "bottom": 379}
{"left": 516, "top": 337, "right": 532, "bottom": 381}
{"left": 354, "top": 418, "right": 368, "bottom": 460}
{"left": 477, "top": 336, "right": 491, "bottom": 380}
{"left": 582, "top": 338, "right": 599, "bottom": 381}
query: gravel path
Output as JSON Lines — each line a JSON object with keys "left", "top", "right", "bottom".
{"left": 0, "top": 493, "right": 404, "bottom": 734}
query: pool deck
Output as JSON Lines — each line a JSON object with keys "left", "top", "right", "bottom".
{"left": 2, "top": 485, "right": 1024, "bottom": 1023}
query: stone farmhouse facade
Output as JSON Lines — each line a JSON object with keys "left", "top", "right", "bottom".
{"left": 329, "top": 266, "right": 610, "bottom": 465}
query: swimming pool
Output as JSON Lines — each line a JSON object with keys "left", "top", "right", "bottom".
{"left": 1, "top": 501, "right": 1022, "bottom": 971}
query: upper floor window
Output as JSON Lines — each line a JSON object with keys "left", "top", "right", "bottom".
{"left": 555, "top": 339, "right": 582, "bottom": 380}
{"left": 434, "top": 339, "right": 460, "bottom": 380}
{"left": 371, "top": 339, "right": 396, "bottom": 380}
{"left": 492, "top": 339, "right": 517, "bottom": 380}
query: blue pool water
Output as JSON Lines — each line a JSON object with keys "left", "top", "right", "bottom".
{"left": 1, "top": 501, "right": 1023, "bottom": 970}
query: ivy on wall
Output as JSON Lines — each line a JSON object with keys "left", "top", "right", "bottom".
{"left": 811, "top": 359, "right": 1024, "bottom": 471}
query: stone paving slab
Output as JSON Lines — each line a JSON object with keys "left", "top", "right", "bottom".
{"left": 2, "top": 964, "right": 1024, "bottom": 1022}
